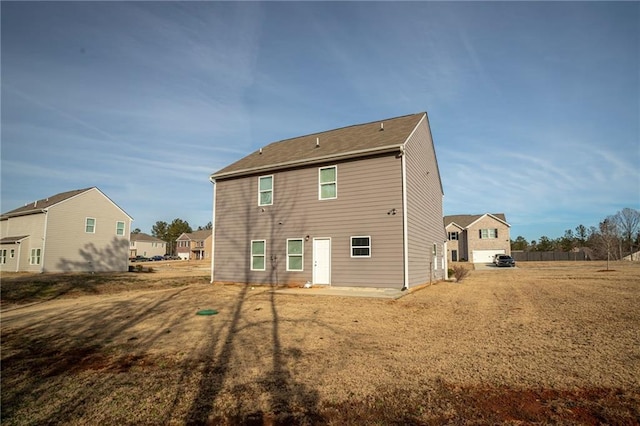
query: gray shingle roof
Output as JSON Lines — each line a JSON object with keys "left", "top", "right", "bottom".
{"left": 444, "top": 213, "right": 508, "bottom": 228}
{"left": 211, "top": 113, "right": 426, "bottom": 179}
{"left": 1, "top": 188, "right": 94, "bottom": 219}
{"left": 130, "top": 232, "right": 165, "bottom": 243}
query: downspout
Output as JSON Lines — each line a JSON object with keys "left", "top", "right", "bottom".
{"left": 16, "top": 241, "right": 22, "bottom": 272}
{"left": 209, "top": 176, "right": 216, "bottom": 284}
{"left": 41, "top": 209, "right": 49, "bottom": 273}
{"left": 400, "top": 145, "right": 409, "bottom": 290}
{"left": 443, "top": 240, "right": 448, "bottom": 280}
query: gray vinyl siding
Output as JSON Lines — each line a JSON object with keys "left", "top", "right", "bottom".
{"left": 214, "top": 153, "right": 405, "bottom": 288}
{"left": 43, "top": 189, "right": 130, "bottom": 272}
{"left": 405, "top": 115, "right": 446, "bottom": 285}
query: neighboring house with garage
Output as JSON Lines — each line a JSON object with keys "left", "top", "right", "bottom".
{"left": 444, "top": 213, "right": 511, "bottom": 263}
{"left": 176, "top": 229, "right": 212, "bottom": 260}
{"left": 0, "top": 187, "right": 132, "bottom": 273}
{"left": 129, "top": 232, "right": 166, "bottom": 258}
{"left": 209, "top": 112, "right": 447, "bottom": 289}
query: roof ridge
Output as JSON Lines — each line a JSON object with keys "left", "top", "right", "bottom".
{"left": 266, "top": 112, "right": 425, "bottom": 146}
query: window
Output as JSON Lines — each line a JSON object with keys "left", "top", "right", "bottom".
{"left": 85, "top": 218, "right": 96, "bottom": 233}
{"left": 10, "top": 249, "right": 15, "bottom": 258}
{"left": 30, "top": 248, "right": 41, "bottom": 265}
{"left": 116, "top": 221, "right": 125, "bottom": 236}
{"left": 251, "top": 240, "right": 266, "bottom": 271}
{"left": 319, "top": 166, "right": 337, "bottom": 200}
{"left": 448, "top": 232, "right": 458, "bottom": 240}
{"left": 258, "top": 175, "right": 273, "bottom": 206}
{"left": 0, "top": 250, "right": 6, "bottom": 264}
{"left": 479, "top": 228, "right": 498, "bottom": 239}
{"left": 287, "top": 239, "right": 304, "bottom": 271}
{"left": 351, "top": 236, "right": 371, "bottom": 257}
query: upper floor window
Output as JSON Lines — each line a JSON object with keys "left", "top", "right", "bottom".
{"left": 448, "top": 232, "right": 459, "bottom": 240}
{"left": 287, "top": 239, "right": 304, "bottom": 271}
{"left": 85, "top": 218, "right": 96, "bottom": 233}
{"left": 116, "top": 221, "right": 125, "bottom": 236}
{"left": 259, "top": 175, "right": 273, "bottom": 206}
{"left": 351, "top": 236, "right": 371, "bottom": 257}
{"left": 480, "top": 228, "right": 498, "bottom": 239}
{"left": 319, "top": 166, "right": 337, "bottom": 200}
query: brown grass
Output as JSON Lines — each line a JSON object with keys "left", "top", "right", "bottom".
{"left": 1, "top": 260, "right": 639, "bottom": 425}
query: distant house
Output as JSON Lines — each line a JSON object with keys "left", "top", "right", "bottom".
{"left": 209, "top": 112, "right": 447, "bottom": 289}
{"left": 176, "top": 230, "right": 212, "bottom": 260}
{"left": 444, "top": 213, "right": 511, "bottom": 263}
{"left": 0, "top": 187, "right": 132, "bottom": 272}
{"left": 129, "top": 232, "right": 166, "bottom": 258}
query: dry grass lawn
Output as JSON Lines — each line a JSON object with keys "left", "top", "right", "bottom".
{"left": 1, "top": 260, "right": 639, "bottom": 425}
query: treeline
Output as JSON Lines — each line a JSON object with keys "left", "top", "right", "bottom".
{"left": 131, "top": 219, "right": 212, "bottom": 254}
{"left": 511, "top": 207, "right": 640, "bottom": 260}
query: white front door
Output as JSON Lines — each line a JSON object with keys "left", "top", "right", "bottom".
{"left": 313, "top": 238, "right": 331, "bottom": 285}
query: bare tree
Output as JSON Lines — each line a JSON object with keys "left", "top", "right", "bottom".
{"left": 598, "top": 218, "right": 619, "bottom": 270}
{"left": 614, "top": 208, "right": 640, "bottom": 260}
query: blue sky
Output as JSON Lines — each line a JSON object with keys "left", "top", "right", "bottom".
{"left": 2, "top": 1, "right": 638, "bottom": 242}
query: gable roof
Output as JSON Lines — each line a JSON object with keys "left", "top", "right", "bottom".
{"left": 1, "top": 187, "right": 133, "bottom": 220}
{"left": 130, "top": 232, "right": 165, "bottom": 243}
{"left": 444, "top": 213, "right": 509, "bottom": 229}
{"left": 211, "top": 113, "right": 426, "bottom": 179}
{"left": 177, "top": 229, "right": 212, "bottom": 241}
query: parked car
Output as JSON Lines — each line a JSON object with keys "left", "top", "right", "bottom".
{"left": 163, "top": 255, "right": 181, "bottom": 260}
{"left": 130, "top": 255, "right": 150, "bottom": 262}
{"left": 494, "top": 255, "right": 516, "bottom": 267}
{"left": 150, "top": 255, "right": 165, "bottom": 261}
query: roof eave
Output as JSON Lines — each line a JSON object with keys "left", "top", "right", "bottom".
{"left": 0, "top": 209, "right": 47, "bottom": 220}
{"left": 211, "top": 144, "right": 404, "bottom": 180}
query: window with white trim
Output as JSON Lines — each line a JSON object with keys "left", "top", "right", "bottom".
{"left": 319, "top": 166, "right": 337, "bottom": 200}
{"left": 448, "top": 232, "right": 458, "bottom": 240}
{"left": 258, "top": 175, "right": 273, "bottom": 206}
{"left": 351, "top": 236, "right": 371, "bottom": 257}
{"left": 85, "top": 218, "right": 96, "bottom": 233}
{"left": 286, "top": 239, "right": 304, "bottom": 271}
{"left": 251, "top": 240, "right": 266, "bottom": 271}
{"left": 116, "top": 221, "right": 125, "bottom": 236}
{"left": 479, "top": 228, "right": 498, "bottom": 239}
{"left": 30, "top": 248, "right": 41, "bottom": 265}
{"left": 0, "top": 250, "right": 6, "bottom": 264}
{"left": 10, "top": 249, "right": 15, "bottom": 258}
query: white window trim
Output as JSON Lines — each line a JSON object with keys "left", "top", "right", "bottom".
{"left": 251, "top": 239, "right": 266, "bottom": 271}
{"left": 318, "top": 165, "right": 337, "bottom": 200}
{"left": 480, "top": 228, "right": 498, "bottom": 239}
{"left": 350, "top": 236, "right": 371, "bottom": 258}
{"left": 116, "top": 221, "right": 125, "bottom": 236}
{"left": 258, "top": 175, "right": 274, "bottom": 206}
{"left": 286, "top": 238, "right": 304, "bottom": 271}
{"left": 85, "top": 217, "right": 96, "bottom": 234}
{"left": 0, "top": 250, "right": 6, "bottom": 264}
{"left": 30, "top": 248, "right": 41, "bottom": 265}
{"left": 448, "top": 232, "right": 458, "bottom": 240}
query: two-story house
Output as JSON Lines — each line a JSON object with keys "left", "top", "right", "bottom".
{"left": 444, "top": 213, "right": 511, "bottom": 263}
{"left": 176, "top": 230, "right": 212, "bottom": 260}
{"left": 209, "top": 112, "right": 446, "bottom": 289}
{"left": 129, "top": 232, "right": 166, "bottom": 258}
{"left": 0, "top": 187, "right": 132, "bottom": 273}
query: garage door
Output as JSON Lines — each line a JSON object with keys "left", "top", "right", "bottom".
{"left": 472, "top": 249, "right": 505, "bottom": 263}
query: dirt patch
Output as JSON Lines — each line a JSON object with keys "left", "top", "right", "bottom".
{"left": 1, "top": 260, "right": 639, "bottom": 424}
